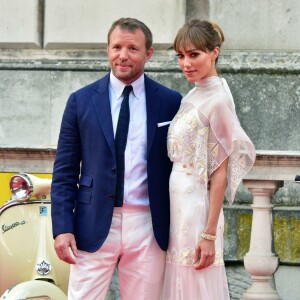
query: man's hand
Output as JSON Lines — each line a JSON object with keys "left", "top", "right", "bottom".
{"left": 54, "top": 233, "right": 79, "bottom": 264}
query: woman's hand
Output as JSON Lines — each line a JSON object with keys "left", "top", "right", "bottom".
{"left": 193, "top": 237, "right": 215, "bottom": 270}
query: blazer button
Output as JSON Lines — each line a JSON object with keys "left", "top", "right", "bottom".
{"left": 108, "top": 194, "right": 114, "bottom": 200}
{"left": 111, "top": 168, "right": 117, "bottom": 174}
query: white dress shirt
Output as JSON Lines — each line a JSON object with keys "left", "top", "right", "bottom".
{"left": 109, "top": 72, "right": 149, "bottom": 206}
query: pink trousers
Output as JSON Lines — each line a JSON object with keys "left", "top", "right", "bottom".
{"left": 68, "top": 205, "right": 166, "bottom": 300}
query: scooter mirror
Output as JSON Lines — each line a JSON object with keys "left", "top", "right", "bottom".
{"left": 9, "top": 173, "right": 51, "bottom": 201}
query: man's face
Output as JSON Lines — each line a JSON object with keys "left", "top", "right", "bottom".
{"left": 107, "top": 27, "right": 153, "bottom": 84}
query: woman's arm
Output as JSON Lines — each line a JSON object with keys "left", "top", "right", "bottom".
{"left": 193, "top": 157, "right": 229, "bottom": 270}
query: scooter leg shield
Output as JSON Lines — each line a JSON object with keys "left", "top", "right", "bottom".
{"left": 0, "top": 280, "right": 67, "bottom": 300}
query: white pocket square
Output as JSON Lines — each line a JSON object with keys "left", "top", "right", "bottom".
{"left": 157, "top": 121, "right": 172, "bottom": 127}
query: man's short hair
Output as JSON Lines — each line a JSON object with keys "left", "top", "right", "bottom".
{"left": 107, "top": 17, "right": 153, "bottom": 50}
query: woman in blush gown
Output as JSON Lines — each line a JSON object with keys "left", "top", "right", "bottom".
{"left": 163, "top": 19, "right": 256, "bottom": 300}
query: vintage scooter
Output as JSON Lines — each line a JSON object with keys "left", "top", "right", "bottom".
{"left": 0, "top": 173, "right": 69, "bottom": 299}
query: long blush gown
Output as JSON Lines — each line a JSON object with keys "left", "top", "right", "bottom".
{"left": 163, "top": 76, "right": 256, "bottom": 300}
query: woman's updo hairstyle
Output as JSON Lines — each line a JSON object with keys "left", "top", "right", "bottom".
{"left": 173, "top": 19, "right": 225, "bottom": 64}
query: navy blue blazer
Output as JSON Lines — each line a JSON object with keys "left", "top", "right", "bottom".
{"left": 51, "top": 73, "right": 182, "bottom": 252}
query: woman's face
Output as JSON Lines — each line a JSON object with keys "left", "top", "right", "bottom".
{"left": 176, "top": 44, "right": 219, "bottom": 82}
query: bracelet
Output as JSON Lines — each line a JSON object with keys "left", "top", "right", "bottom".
{"left": 200, "top": 232, "right": 216, "bottom": 241}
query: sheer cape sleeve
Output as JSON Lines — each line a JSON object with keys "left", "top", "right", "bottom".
{"left": 196, "top": 78, "right": 256, "bottom": 203}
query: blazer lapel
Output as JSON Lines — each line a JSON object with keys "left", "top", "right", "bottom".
{"left": 92, "top": 74, "right": 115, "bottom": 155}
{"left": 145, "top": 75, "right": 161, "bottom": 157}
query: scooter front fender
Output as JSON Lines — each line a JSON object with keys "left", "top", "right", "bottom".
{"left": 0, "top": 280, "right": 67, "bottom": 300}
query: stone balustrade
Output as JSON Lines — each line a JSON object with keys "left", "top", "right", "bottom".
{"left": 242, "top": 150, "right": 300, "bottom": 300}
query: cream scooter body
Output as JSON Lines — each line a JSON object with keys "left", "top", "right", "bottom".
{"left": 0, "top": 174, "right": 69, "bottom": 299}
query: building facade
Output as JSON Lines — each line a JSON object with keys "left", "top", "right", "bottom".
{"left": 1, "top": 0, "right": 300, "bottom": 299}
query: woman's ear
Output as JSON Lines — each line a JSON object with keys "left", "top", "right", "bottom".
{"left": 212, "top": 46, "right": 220, "bottom": 61}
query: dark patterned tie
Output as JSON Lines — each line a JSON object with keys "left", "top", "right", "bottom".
{"left": 114, "top": 85, "right": 133, "bottom": 207}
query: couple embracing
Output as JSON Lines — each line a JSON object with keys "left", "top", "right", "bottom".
{"left": 51, "top": 17, "right": 255, "bottom": 300}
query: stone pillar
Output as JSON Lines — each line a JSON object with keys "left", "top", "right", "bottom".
{"left": 242, "top": 179, "right": 283, "bottom": 300}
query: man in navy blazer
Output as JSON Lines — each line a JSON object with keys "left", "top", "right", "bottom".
{"left": 51, "top": 18, "right": 182, "bottom": 300}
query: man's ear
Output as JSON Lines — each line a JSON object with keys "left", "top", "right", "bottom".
{"left": 145, "top": 47, "right": 154, "bottom": 63}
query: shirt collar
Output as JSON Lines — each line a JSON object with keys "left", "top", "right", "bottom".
{"left": 109, "top": 72, "right": 144, "bottom": 100}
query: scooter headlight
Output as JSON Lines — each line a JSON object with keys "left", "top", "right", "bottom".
{"left": 9, "top": 173, "right": 52, "bottom": 201}
{"left": 9, "top": 173, "right": 33, "bottom": 200}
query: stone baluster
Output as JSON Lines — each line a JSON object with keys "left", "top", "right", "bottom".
{"left": 242, "top": 179, "right": 283, "bottom": 300}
